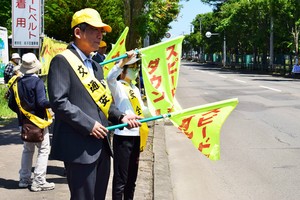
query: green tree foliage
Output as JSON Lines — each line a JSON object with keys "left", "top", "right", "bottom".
{"left": 196, "top": 12, "right": 220, "bottom": 54}
{"left": 202, "top": 0, "right": 227, "bottom": 3}
{"left": 145, "top": 0, "right": 181, "bottom": 45}
{"left": 122, "top": 0, "right": 181, "bottom": 49}
{"left": 0, "top": 0, "right": 180, "bottom": 50}
{"left": 44, "top": 0, "right": 180, "bottom": 49}
{"left": 201, "top": 0, "right": 228, "bottom": 10}
{"left": 189, "top": 0, "right": 300, "bottom": 64}
{"left": 44, "top": 0, "right": 125, "bottom": 48}
{"left": 0, "top": 0, "right": 12, "bottom": 34}
{"left": 279, "top": 0, "right": 300, "bottom": 56}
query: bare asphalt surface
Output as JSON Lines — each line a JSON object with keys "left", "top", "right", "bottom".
{"left": 0, "top": 119, "right": 171, "bottom": 200}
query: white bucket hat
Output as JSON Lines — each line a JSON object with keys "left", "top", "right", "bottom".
{"left": 125, "top": 56, "right": 140, "bottom": 66}
{"left": 11, "top": 53, "right": 21, "bottom": 59}
{"left": 20, "top": 53, "right": 42, "bottom": 74}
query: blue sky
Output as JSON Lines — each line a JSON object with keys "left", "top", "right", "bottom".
{"left": 165, "top": 0, "right": 213, "bottom": 39}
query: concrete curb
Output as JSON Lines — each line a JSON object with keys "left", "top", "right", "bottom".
{"left": 153, "top": 120, "right": 173, "bottom": 200}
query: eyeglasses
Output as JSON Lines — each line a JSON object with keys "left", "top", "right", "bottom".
{"left": 101, "top": 29, "right": 107, "bottom": 36}
{"left": 86, "top": 26, "right": 106, "bottom": 35}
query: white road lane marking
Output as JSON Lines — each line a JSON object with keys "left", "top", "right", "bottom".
{"left": 234, "top": 79, "right": 247, "bottom": 83}
{"left": 259, "top": 85, "right": 282, "bottom": 92}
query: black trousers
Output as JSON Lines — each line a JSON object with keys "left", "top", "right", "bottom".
{"left": 112, "top": 135, "right": 140, "bottom": 200}
{"left": 64, "top": 147, "right": 111, "bottom": 200}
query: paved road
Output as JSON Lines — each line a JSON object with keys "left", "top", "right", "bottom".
{"left": 165, "top": 61, "right": 300, "bottom": 200}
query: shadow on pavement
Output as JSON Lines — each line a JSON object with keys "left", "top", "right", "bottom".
{"left": 0, "top": 118, "right": 22, "bottom": 145}
{"left": 0, "top": 118, "right": 23, "bottom": 146}
{"left": 0, "top": 133, "right": 23, "bottom": 145}
{"left": 0, "top": 178, "right": 20, "bottom": 189}
{"left": 46, "top": 177, "right": 67, "bottom": 185}
{"left": 46, "top": 165, "right": 66, "bottom": 177}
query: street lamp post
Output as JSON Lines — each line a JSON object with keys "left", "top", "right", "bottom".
{"left": 199, "top": 18, "right": 202, "bottom": 62}
{"left": 206, "top": 31, "right": 227, "bottom": 67}
{"left": 190, "top": 24, "right": 193, "bottom": 59}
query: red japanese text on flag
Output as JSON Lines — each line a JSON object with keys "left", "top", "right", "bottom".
{"left": 140, "top": 36, "right": 184, "bottom": 116}
{"left": 169, "top": 98, "right": 239, "bottom": 160}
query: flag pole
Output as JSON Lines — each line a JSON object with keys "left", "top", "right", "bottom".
{"left": 100, "top": 36, "right": 185, "bottom": 66}
{"left": 106, "top": 98, "right": 239, "bottom": 131}
{"left": 106, "top": 114, "right": 171, "bottom": 131}
{"left": 99, "top": 49, "right": 139, "bottom": 66}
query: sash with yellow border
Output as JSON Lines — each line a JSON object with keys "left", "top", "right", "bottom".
{"left": 4, "top": 74, "right": 21, "bottom": 99}
{"left": 59, "top": 49, "right": 112, "bottom": 118}
{"left": 7, "top": 74, "right": 21, "bottom": 88}
{"left": 12, "top": 79, "right": 53, "bottom": 128}
{"left": 122, "top": 82, "right": 149, "bottom": 152}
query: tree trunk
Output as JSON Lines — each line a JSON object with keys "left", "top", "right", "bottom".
{"left": 123, "top": 0, "right": 144, "bottom": 50}
{"left": 292, "top": 23, "right": 299, "bottom": 64}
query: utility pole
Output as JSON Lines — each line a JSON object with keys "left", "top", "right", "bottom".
{"left": 270, "top": 16, "right": 274, "bottom": 70}
{"left": 39, "top": 0, "right": 45, "bottom": 56}
{"left": 269, "top": 0, "right": 274, "bottom": 70}
{"left": 199, "top": 18, "right": 202, "bottom": 62}
{"left": 190, "top": 24, "right": 193, "bottom": 59}
{"left": 223, "top": 31, "right": 226, "bottom": 67}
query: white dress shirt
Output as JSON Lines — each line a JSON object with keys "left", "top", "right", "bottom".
{"left": 72, "top": 43, "right": 95, "bottom": 76}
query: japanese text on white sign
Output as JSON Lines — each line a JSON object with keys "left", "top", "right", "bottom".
{"left": 12, "top": 0, "right": 40, "bottom": 48}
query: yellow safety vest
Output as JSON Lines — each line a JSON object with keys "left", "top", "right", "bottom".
{"left": 122, "top": 82, "right": 149, "bottom": 152}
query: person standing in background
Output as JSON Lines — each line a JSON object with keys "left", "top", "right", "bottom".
{"left": 4, "top": 53, "right": 21, "bottom": 83}
{"left": 107, "top": 54, "right": 151, "bottom": 200}
{"left": 93, "top": 40, "right": 107, "bottom": 64}
{"left": 8, "top": 53, "right": 55, "bottom": 192}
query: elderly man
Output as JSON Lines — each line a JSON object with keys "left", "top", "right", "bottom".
{"left": 47, "top": 8, "right": 140, "bottom": 200}
{"left": 4, "top": 53, "right": 21, "bottom": 83}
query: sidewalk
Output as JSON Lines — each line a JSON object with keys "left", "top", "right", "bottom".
{"left": 0, "top": 118, "right": 172, "bottom": 200}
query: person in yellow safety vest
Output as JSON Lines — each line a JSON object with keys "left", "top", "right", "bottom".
{"left": 107, "top": 53, "right": 151, "bottom": 200}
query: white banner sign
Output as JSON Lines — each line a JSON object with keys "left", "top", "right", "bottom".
{"left": 0, "top": 26, "right": 9, "bottom": 80}
{"left": 12, "top": 0, "right": 40, "bottom": 48}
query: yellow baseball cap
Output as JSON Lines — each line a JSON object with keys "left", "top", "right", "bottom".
{"left": 99, "top": 41, "right": 107, "bottom": 48}
{"left": 71, "top": 8, "right": 112, "bottom": 32}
